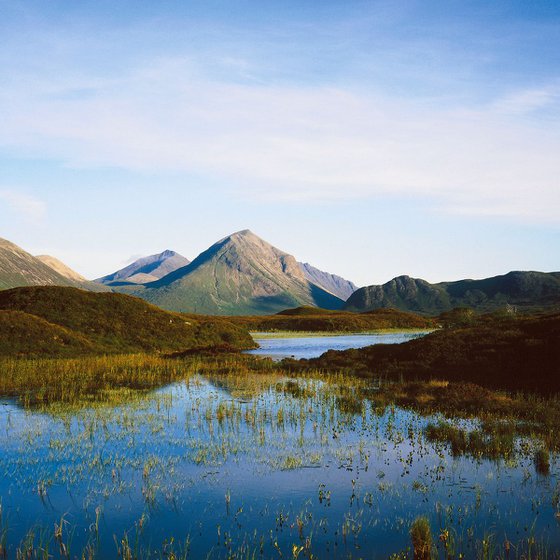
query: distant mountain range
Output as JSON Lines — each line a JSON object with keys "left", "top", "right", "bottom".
{"left": 96, "top": 250, "right": 190, "bottom": 285}
{"left": 0, "top": 238, "right": 108, "bottom": 292}
{"left": 0, "top": 232, "right": 355, "bottom": 315}
{"left": 99, "top": 248, "right": 356, "bottom": 301}
{"left": 345, "top": 272, "right": 560, "bottom": 315}
{"left": 2, "top": 233, "right": 558, "bottom": 316}
{"left": 112, "top": 230, "right": 346, "bottom": 315}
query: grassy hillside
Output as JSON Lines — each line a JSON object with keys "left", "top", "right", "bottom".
{"left": 294, "top": 312, "right": 560, "bottom": 392}
{"left": 0, "top": 310, "right": 94, "bottom": 357}
{"left": 228, "top": 306, "right": 435, "bottom": 332}
{"left": 0, "top": 286, "right": 255, "bottom": 357}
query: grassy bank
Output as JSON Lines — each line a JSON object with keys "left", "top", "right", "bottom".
{"left": 228, "top": 306, "right": 436, "bottom": 332}
{"left": 250, "top": 328, "right": 433, "bottom": 338}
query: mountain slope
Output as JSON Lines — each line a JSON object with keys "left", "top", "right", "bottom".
{"left": 0, "top": 286, "right": 255, "bottom": 356}
{"left": 299, "top": 262, "right": 357, "bottom": 300}
{"left": 36, "top": 254, "right": 87, "bottom": 282}
{"left": 118, "top": 230, "right": 344, "bottom": 315}
{"left": 345, "top": 271, "right": 560, "bottom": 314}
{"left": 96, "top": 250, "right": 190, "bottom": 285}
{"left": 0, "top": 238, "right": 108, "bottom": 292}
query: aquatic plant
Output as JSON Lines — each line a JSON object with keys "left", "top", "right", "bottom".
{"left": 410, "top": 516, "right": 432, "bottom": 560}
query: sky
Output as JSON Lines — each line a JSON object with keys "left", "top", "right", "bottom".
{"left": 1, "top": 0, "right": 559, "bottom": 287}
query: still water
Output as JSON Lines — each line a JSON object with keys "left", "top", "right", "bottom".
{"left": 248, "top": 331, "right": 427, "bottom": 360}
{"left": 0, "top": 370, "right": 557, "bottom": 558}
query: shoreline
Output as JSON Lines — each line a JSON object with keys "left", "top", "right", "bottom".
{"left": 249, "top": 328, "right": 435, "bottom": 339}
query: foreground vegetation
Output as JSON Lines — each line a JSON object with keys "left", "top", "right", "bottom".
{"left": 0, "top": 353, "right": 559, "bottom": 558}
{"left": 2, "top": 352, "right": 559, "bottom": 450}
{"left": 290, "top": 311, "right": 560, "bottom": 392}
{"left": 1, "top": 294, "right": 559, "bottom": 558}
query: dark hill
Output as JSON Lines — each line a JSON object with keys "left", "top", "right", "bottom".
{"left": 276, "top": 306, "right": 337, "bottom": 316}
{"left": 297, "top": 312, "right": 560, "bottom": 393}
{"left": 0, "top": 310, "right": 94, "bottom": 357}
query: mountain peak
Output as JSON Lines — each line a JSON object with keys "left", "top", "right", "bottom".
{"left": 232, "top": 229, "right": 253, "bottom": 237}
{"left": 126, "top": 231, "right": 344, "bottom": 314}
{"left": 220, "top": 229, "right": 256, "bottom": 243}
{"left": 96, "top": 250, "right": 190, "bottom": 285}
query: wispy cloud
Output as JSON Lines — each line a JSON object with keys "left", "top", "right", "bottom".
{"left": 492, "top": 85, "right": 560, "bottom": 115}
{"left": 1, "top": 10, "right": 559, "bottom": 226}
{"left": 0, "top": 189, "right": 46, "bottom": 222}
{"left": 2, "top": 62, "right": 559, "bottom": 224}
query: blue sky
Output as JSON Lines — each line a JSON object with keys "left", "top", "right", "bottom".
{"left": 1, "top": 0, "right": 559, "bottom": 286}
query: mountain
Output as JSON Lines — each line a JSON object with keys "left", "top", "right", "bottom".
{"left": 0, "top": 237, "right": 108, "bottom": 292}
{"left": 96, "top": 250, "right": 190, "bottom": 285}
{"left": 345, "top": 271, "right": 560, "bottom": 315}
{"left": 36, "top": 254, "right": 87, "bottom": 282}
{"left": 116, "top": 230, "right": 345, "bottom": 315}
{"left": 298, "top": 262, "right": 357, "bottom": 300}
{"left": 0, "top": 286, "right": 255, "bottom": 357}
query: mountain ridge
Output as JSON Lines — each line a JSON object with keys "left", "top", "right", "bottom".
{"left": 36, "top": 255, "right": 87, "bottom": 282}
{"left": 345, "top": 271, "right": 560, "bottom": 314}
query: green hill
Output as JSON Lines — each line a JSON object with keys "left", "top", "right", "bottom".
{"left": 297, "top": 312, "right": 560, "bottom": 393}
{"left": 0, "top": 310, "right": 94, "bottom": 357}
{"left": 0, "top": 286, "right": 255, "bottom": 357}
{"left": 345, "top": 271, "right": 560, "bottom": 315}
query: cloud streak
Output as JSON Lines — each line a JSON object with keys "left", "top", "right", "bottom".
{"left": 3, "top": 64, "right": 559, "bottom": 224}
{"left": 1, "top": 8, "right": 559, "bottom": 226}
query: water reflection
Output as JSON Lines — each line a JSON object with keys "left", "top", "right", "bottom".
{"left": 0, "top": 373, "right": 556, "bottom": 558}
